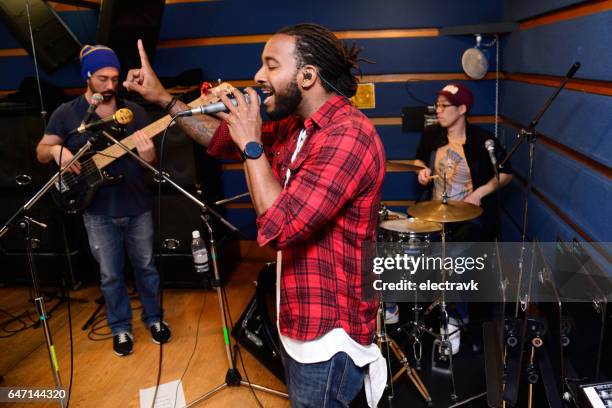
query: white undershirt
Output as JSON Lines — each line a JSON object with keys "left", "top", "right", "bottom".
{"left": 276, "top": 129, "right": 386, "bottom": 407}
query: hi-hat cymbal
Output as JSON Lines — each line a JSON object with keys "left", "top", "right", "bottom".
{"left": 407, "top": 200, "right": 483, "bottom": 223}
{"left": 385, "top": 160, "right": 424, "bottom": 172}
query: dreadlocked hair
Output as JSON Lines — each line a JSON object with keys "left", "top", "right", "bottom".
{"left": 277, "top": 23, "right": 363, "bottom": 98}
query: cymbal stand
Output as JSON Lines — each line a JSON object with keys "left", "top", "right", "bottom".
{"left": 376, "top": 301, "right": 432, "bottom": 407}
{"left": 96, "top": 130, "right": 287, "bottom": 405}
{"left": 430, "top": 167, "right": 459, "bottom": 401}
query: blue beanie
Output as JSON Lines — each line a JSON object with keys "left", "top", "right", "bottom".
{"left": 79, "top": 45, "right": 121, "bottom": 81}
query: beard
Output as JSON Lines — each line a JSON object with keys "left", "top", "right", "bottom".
{"left": 88, "top": 82, "right": 116, "bottom": 102}
{"left": 267, "top": 78, "right": 302, "bottom": 121}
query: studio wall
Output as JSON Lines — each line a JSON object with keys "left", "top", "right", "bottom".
{"left": 1, "top": 0, "right": 607, "bottom": 268}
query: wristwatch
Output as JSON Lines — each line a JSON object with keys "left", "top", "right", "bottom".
{"left": 241, "top": 141, "right": 264, "bottom": 160}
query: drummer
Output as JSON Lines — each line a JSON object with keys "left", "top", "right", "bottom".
{"left": 413, "top": 83, "right": 512, "bottom": 353}
{"left": 414, "top": 83, "right": 512, "bottom": 242}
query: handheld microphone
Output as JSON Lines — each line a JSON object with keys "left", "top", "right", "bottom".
{"left": 69, "top": 108, "right": 133, "bottom": 135}
{"left": 81, "top": 93, "right": 104, "bottom": 126}
{"left": 175, "top": 93, "right": 259, "bottom": 117}
{"left": 485, "top": 139, "right": 497, "bottom": 169}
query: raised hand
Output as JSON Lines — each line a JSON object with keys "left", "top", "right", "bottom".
{"left": 123, "top": 39, "right": 172, "bottom": 106}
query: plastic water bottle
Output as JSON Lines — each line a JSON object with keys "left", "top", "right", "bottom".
{"left": 191, "top": 230, "right": 209, "bottom": 273}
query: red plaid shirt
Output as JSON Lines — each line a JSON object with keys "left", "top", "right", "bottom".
{"left": 208, "top": 96, "right": 385, "bottom": 345}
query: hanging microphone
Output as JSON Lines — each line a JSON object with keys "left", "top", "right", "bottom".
{"left": 566, "top": 62, "right": 580, "bottom": 78}
{"left": 175, "top": 93, "right": 259, "bottom": 117}
{"left": 485, "top": 139, "right": 497, "bottom": 169}
{"left": 69, "top": 108, "right": 133, "bottom": 135}
{"left": 81, "top": 93, "right": 104, "bottom": 126}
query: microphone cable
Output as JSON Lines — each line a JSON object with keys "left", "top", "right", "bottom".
{"left": 149, "top": 115, "right": 177, "bottom": 408}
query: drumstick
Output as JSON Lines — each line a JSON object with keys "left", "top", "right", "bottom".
{"left": 427, "top": 174, "right": 440, "bottom": 180}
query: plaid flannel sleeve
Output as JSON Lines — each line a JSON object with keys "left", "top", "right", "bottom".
{"left": 256, "top": 125, "right": 376, "bottom": 248}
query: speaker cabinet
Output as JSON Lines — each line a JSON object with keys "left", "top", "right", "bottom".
{"left": 0, "top": 106, "right": 48, "bottom": 189}
{"left": 0, "top": 0, "right": 82, "bottom": 72}
{"left": 97, "top": 0, "right": 165, "bottom": 70}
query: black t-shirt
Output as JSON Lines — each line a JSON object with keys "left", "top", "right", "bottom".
{"left": 416, "top": 123, "right": 513, "bottom": 238}
{"left": 45, "top": 95, "right": 152, "bottom": 217}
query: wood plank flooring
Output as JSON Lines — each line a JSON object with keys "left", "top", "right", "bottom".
{"left": 0, "top": 262, "right": 288, "bottom": 408}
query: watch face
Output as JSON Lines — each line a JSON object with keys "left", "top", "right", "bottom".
{"left": 244, "top": 141, "right": 263, "bottom": 159}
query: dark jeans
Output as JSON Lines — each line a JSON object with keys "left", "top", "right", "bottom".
{"left": 280, "top": 346, "right": 365, "bottom": 408}
{"left": 83, "top": 211, "right": 161, "bottom": 335}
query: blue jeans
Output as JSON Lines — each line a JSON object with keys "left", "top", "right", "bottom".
{"left": 280, "top": 347, "right": 364, "bottom": 408}
{"left": 83, "top": 211, "right": 161, "bottom": 335}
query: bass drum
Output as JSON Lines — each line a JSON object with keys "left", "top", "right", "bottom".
{"left": 231, "top": 262, "right": 284, "bottom": 382}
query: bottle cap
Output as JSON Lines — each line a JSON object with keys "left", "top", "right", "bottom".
{"left": 192, "top": 230, "right": 200, "bottom": 239}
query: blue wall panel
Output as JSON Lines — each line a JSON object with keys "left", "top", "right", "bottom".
{"left": 376, "top": 126, "right": 420, "bottom": 160}
{"left": 0, "top": 57, "right": 81, "bottom": 90}
{"left": 152, "top": 37, "right": 482, "bottom": 85}
{"left": 498, "top": 125, "right": 611, "bottom": 243}
{"left": 502, "top": 178, "right": 580, "bottom": 242}
{"left": 502, "top": 0, "right": 586, "bottom": 22}
{"left": 502, "top": 12, "right": 612, "bottom": 81}
{"left": 55, "top": 10, "right": 98, "bottom": 46}
{"left": 531, "top": 145, "right": 611, "bottom": 242}
{"left": 500, "top": 81, "right": 612, "bottom": 169}
{"left": 369, "top": 81, "right": 497, "bottom": 117}
{"left": 160, "top": 0, "right": 502, "bottom": 40}
{"left": 225, "top": 208, "right": 258, "bottom": 239}
{"left": 382, "top": 172, "right": 422, "bottom": 201}
{"left": 221, "top": 170, "right": 249, "bottom": 201}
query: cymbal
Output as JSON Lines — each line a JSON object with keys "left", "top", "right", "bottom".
{"left": 385, "top": 160, "right": 424, "bottom": 172}
{"left": 407, "top": 200, "right": 483, "bottom": 223}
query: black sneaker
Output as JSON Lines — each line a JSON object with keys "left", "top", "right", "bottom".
{"left": 150, "top": 321, "right": 171, "bottom": 344}
{"left": 113, "top": 332, "right": 134, "bottom": 356}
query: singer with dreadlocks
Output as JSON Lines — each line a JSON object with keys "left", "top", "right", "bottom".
{"left": 125, "top": 23, "right": 387, "bottom": 407}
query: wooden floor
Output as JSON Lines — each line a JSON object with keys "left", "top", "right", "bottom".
{"left": 0, "top": 262, "right": 289, "bottom": 408}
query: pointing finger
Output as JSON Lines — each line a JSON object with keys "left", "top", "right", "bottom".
{"left": 137, "top": 39, "right": 151, "bottom": 69}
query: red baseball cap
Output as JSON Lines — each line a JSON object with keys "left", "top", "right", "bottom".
{"left": 437, "top": 83, "right": 474, "bottom": 112}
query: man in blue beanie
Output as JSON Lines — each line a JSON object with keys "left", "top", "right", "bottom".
{"left": 36, "top": 45, "right": 171, "bottom": 356}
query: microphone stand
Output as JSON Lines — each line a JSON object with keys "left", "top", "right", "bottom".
{"left": 497, "top": 62, "right": 580, "bottom": 406}
{"left": 0, "top": 134, "right": 100, "bottom": 408}
{"left": 96, "top": 130, "right": 287, "bottom": 405}
{"left": 498, "top": 61, "right": 580, "bottom": 309}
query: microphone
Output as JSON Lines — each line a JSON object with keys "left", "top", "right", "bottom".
{"left": 175, "top": 93, "right": 259, "bottom": 117}
{"left": 566, "top": 62, "right": 581, "bottom": 78}
{"left": 81, "top": 93, "right": 104, "bottom": 127}
{"left": 69, "top": 108, "right": 133, "bottom": 135}
{"left": 485, "top": 139, "right": 497, "bottom": 169}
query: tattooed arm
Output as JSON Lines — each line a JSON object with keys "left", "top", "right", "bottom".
{"left": 166, "top": 99, "right": 220, "bottom": 147}
{"left": 124, "top": 39, "right": 221, "bottom": 147}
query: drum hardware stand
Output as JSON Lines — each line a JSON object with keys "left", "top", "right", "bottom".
{"left": 95, "top": 130, "right": 288, "bottom": 405}
{"left": 376, "top": 302, "right": 433, "bottom": 407}
{"left": 502, "top": 242, "right": 537, "bottom": 407}
{"left": 433, "top": 184, "right": 459, "bottom": 400}
{"left": 524, "top": 318, "right": 545, "bottom": 408}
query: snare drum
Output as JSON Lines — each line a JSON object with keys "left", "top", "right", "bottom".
{"left": 379, "top": 217, "right": 442, "bottom": 247}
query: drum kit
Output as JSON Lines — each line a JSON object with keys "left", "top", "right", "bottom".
{"left": 376, "top": 161, "right": 483, "bottom": 405}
